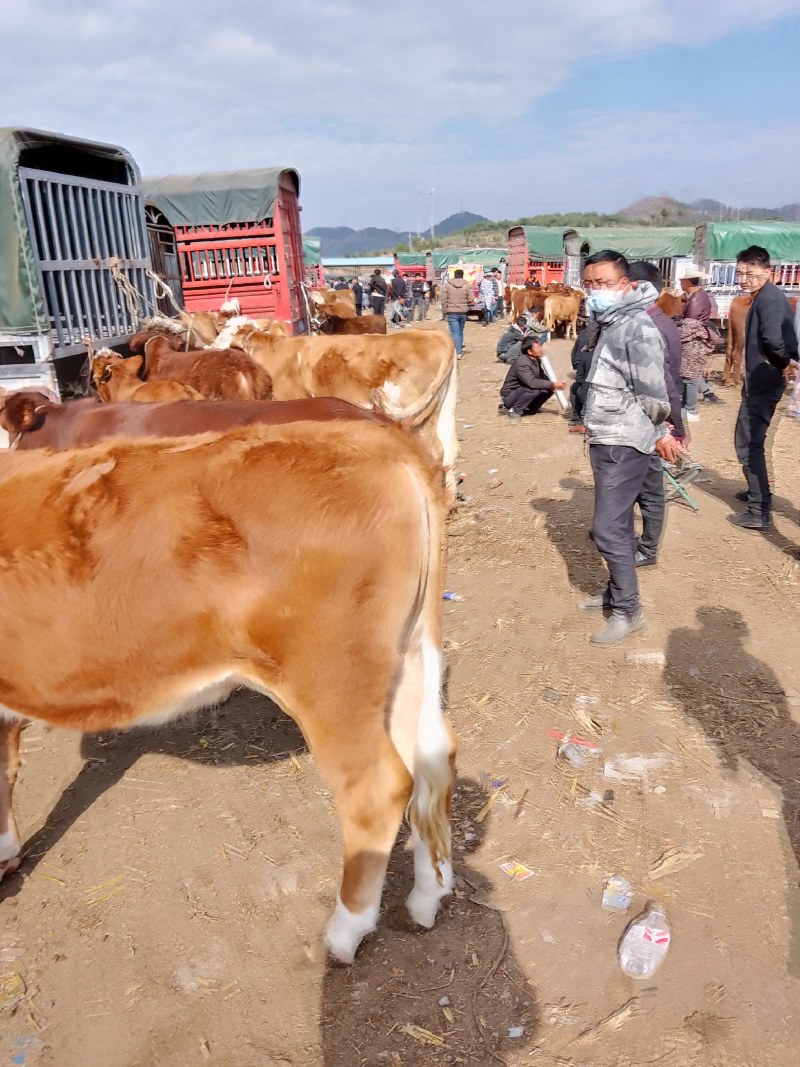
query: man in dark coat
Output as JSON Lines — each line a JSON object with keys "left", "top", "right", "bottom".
{"left": 496, "top": 316, "right": 527, "bottom": 363}
{"left": 350, "top": 277, "right": 363, "bottom": 316}
{"left": 368, "top": 269, "right": 387, "bottom": 317}
{"left": 390, "top": 271, "right": 406, "bottom": 301}
{"left": 730, "top": 245, "right": 799, "bottom": 529}
{"left": 498, "top": 337, "right": 564, "bottom": 419}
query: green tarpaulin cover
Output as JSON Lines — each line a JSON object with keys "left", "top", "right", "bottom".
{"left": 514, "top": 226, "right": 564, "bottom": 259}
{"left": 303, "top": 236, "right": 321, "bottom": 265}
{"left": 565, "top": 227, "right": 695, "bottom": 259}
{"left": 143, "top": 168, "right": 300, "bottom": 227}
{"left": 696, "top": 221, "right": 800, "bottom": 263}
{"left": 397, "top": 248, "right": 508, "bottom": 269}
{"left": 0, "top": 127, "right": 137, "bottom": 334}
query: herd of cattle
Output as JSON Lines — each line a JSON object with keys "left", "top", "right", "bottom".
{"left": 0, "top": 274, "right": 768, "bottom": 978}
{"left": 0, "top": 298, "right": 460, "bottom": 966}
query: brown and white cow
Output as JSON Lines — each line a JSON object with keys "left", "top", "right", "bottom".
{"left": 0, "top": 392, "right": 393, "bottom": 451}
{"left": 229, "top": 327, "right": 459, "bottom": 506}
{"left": 0, "top": 421, "right": 455, "bottom": 964}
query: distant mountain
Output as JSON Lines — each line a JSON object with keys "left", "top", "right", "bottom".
{"left": 691, "top": 198, "right": 800, "bottom": 222}
{"left": 305, "top": 212, "right": 489, "bottom": 257}
{"left": 619, "top": 196, "right": 699, "bottom": 225}
{"left": 429, "top": 212, "right": 488, "bottom": 237}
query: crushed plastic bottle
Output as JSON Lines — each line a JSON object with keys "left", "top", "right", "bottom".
{"left": 442, "top": 591, "right": 463, "bottom": 602}
{"left": 618, "top": 904, "right": 670, "bottom": 979}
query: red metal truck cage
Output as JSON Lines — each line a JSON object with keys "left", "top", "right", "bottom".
{"left": 143, "top": 168, "right": 307, "bottom": 333}
{"left": 507, "top": 226, "right": 565, "bottom": 285}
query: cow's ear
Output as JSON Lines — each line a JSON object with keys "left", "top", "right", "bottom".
{"left": 3, "top": 395, "right": 43, "bottom": 433}
{"left": 127, "top": 355, "right": 144, "bottom": 375}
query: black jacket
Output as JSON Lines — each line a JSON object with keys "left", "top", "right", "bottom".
{"left": 391, "top": 275, "right": 406, "bottom": 299}
{"left": 744, "top": 282, "right": 798, "bottom": 393}
{"left": 500, "top": 352, "right": 554, "bottom": 399}
{"left": 369, "top": 275, "right": 387, "bottom": 297}
{"left": 352, "top": 282, "right": 363, "bottom": 304}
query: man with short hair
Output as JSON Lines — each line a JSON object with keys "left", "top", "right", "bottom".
{"left": 729, "top": 245, "right": 799, "bottom": 529}
{"left": 580, "top": 250, "right": 682, "bottom": 645}
{"left": 410, "top": 276, "right": 427, "bottom": 321}
{"left": 390, "top": 270, "right": 406, "bottom": 302}
{"left": 350, "top": 277, "right": 363, "bottom": 317}
{"left": 492, "top": 268, "right": 505, "bottom": 318}
{"left": 498, "top": 336, "right": 564, "bottom": 419}
{"left": 440, "top": 269, "right": 473, "bottom": 357}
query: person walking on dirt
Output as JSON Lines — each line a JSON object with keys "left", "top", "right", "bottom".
{"left": 440, "top": 269, "right": 474, "bottom": 357}
{"left": 479, "top": 272, "right": 498, "bottom": 326}
{"left": 579, "top": 250, "right": 683, "bottom": 645}
{"left": 498, "top": 336, "right": 564, "bottom": 418}
{"left": 729, "top": 245, "right": 799, "bottom": 530}
{"left": 368, "top": 269, "right": 387, "bottom": 317}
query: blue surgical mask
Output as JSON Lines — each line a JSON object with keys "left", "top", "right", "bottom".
{"left": 585, "top": 289, "right": 623, "bottom": 314}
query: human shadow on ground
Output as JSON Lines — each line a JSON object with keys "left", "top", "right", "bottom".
{"left": 320, "top": 776, "right": 539, "bottom": 1066}
{"left": 665, "top": 606, "right": 800, "bottom": 975}
{"left": 529, "top": 477, "right": 607, "bottom": 597}
{"left": 691, "top": 461, "right": 800, "bottom": 562}
{"left": 1, "top": 688, "right": 304, "bottom": 900}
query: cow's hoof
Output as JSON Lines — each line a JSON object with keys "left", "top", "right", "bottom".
{"left": 325, "top": 899, "right": 379, "bottom": 964}
{"left": 0, "top": 855, "right": 21, "bottom": 882}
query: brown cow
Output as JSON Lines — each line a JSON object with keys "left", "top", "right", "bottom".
{"left": 656, "top": 291, "right": 685, "bottom": 318}
{"left": 310, "top": 288, "right": 357, "bottom": 319}
{"left": 543, "top": 291, "right": 583, "bottom": 341}
{"left": 0, "top": 422, "right": 455, "bottom": 965}
{"left": 229, "top": 327, "right": 458, "bottom": 505}
{"left": 93, "top": 355, "right": 203, "bottom": 403}
{"left": 723, "top": 293, "right": 799, "bottom": 386}
{"left": 96, "top": 339, "right": 272, "bottom": 401}
{"left": 319, "top": 315, "right": 387, "bottom": 335}
{"left": 510, "top": 288, "right": 546, "bottom": 320}
{"left": 0, "top": 392, "right": 392, "bottom": 451}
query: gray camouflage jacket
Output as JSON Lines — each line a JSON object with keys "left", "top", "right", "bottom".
{"left": 584, "top": 282, "right": 670, "bottom": 454}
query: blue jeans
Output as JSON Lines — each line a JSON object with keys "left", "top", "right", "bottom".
{"left": 446, "top": 313, "right": 466, "bottom": 355}
{"left": 483, "top": 305, "right": 494, "bottom": 325}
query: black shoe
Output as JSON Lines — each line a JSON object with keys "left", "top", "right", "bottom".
{"left": 734, "top": 489, "right": 750, "bottom": 502}
{"left": 702, "top": 392, "right": 724, "bottom": 404}
{"left": 728, "top": 512, "right": 770, "bottom": 530}
{"left": 635, "top": 551, "right": 657, "bottom": 568}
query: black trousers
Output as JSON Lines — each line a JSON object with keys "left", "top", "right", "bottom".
{"left": 371, "top": 296, "right": 385, "bottom": 316}
{"left": 590, "top": 444, "right": 652, "bottom": 615}
{"left": 502, "top": 387, "right": 551, "bottom": 414}
{"left": 636, "top": 453, "right": 665, "bottom": 559}
{"left": 734, "top": 384, "right": 784, "bottom": 514}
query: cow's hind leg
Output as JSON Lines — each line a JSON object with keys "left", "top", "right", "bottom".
{"left": 388, "top": 632, "right": 456, "bottom": 931}
{"left": 0, "top": 719, "right": 23, "bottom": 880}
{"left": 290, "top": 708, "right": 412, "bottom": 964}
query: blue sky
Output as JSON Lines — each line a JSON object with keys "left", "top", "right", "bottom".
{"left": 2, "top": 0, "right": 800, "bottom": 229}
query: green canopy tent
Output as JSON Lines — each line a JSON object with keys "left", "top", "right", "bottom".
{"left": 563, "top": 227, "right": 695, "bottom": 260}
{"left": 695, "top": 221, "right": 800, "bottom": 263}
{"left": 515, "top": 226, "right": 564, "bottom": 260}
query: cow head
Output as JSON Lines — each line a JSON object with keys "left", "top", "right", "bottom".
{"left": 0, "top": 391, "right": 56, "bottom": 440}
{"left": 91, "top": 351, "right": 143, "bottom": 400}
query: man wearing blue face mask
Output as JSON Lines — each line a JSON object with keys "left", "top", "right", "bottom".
{"left": 578, "top": 250, "right": 684, "bottom": 645}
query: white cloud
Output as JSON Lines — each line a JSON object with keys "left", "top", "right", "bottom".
{"left": 2, "top": 0, "right": 800, "bottom": 225}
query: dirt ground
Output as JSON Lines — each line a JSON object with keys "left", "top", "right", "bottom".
{"left": 2, "top": 315, "right": 800, "bottom": 1067}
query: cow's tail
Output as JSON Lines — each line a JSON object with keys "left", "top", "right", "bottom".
{"left": 403, "top": 462, "right": 454, "bottom": 906}
{"left": 371, "top": 341, "right": 455, "bottom": 430}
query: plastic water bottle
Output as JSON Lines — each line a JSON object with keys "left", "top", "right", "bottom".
{"left": 618, "top": 904, "right": 670, "bottom": 979}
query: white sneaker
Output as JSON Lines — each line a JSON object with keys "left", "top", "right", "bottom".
{"left": 682, "top": 407, "right": 700, "bottom": 422}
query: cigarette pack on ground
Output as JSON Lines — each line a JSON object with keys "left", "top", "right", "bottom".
{"left": 539, "top": 353, "right": 570, "bottom": 412}
{"left": 499, "top": 860, "right": 537, "bottom": 882}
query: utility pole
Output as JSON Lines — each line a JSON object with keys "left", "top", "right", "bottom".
{"left": 416, "top": 191, "right": 421, "bottom": 240}
{"left": 430, "top": 187, "right": 435, "bottom": 241}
